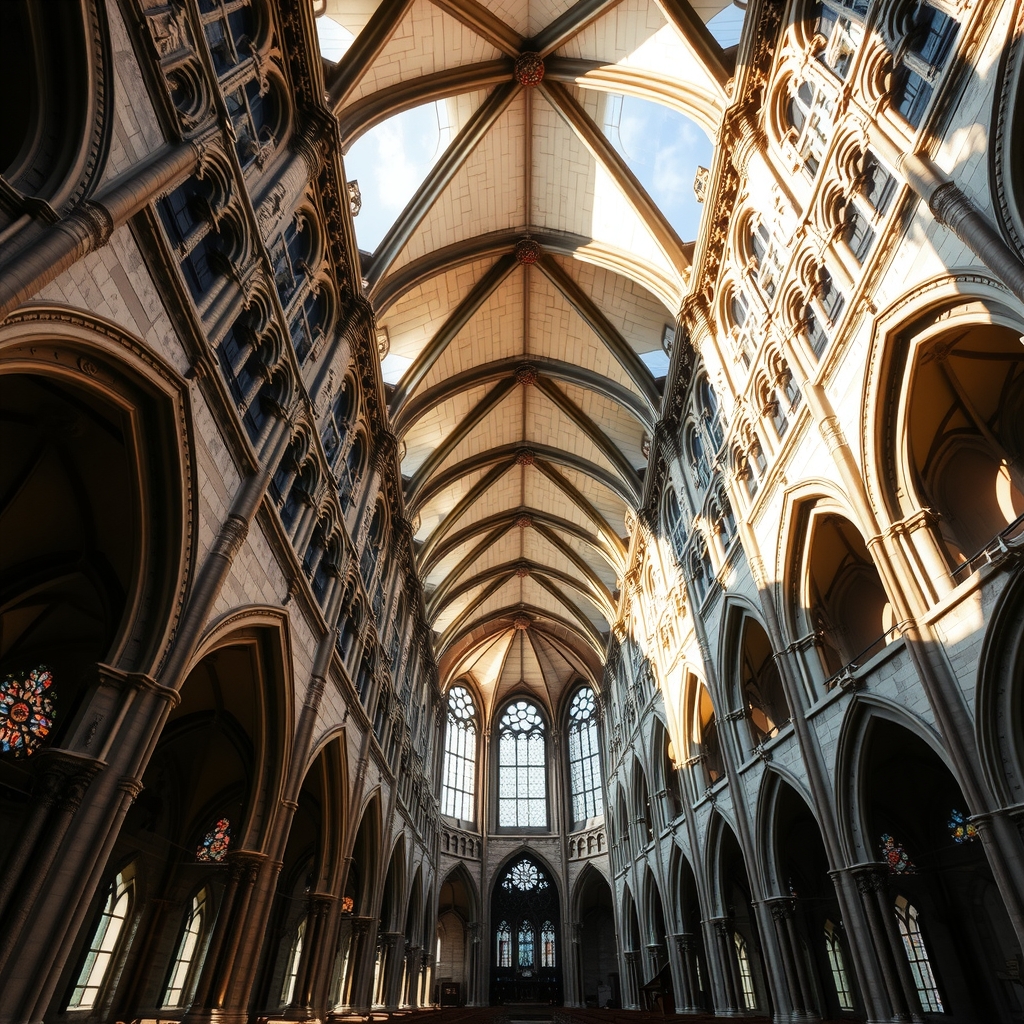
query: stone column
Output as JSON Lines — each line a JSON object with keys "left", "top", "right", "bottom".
{"left": 183, "top": 850, "right": 266, "bottom": 1024}
{"left": 710, "top": 919, "right": 742, "bottom": 1014}
{"left": 381, "top": 931, "right": 405, "bottom": 1008}
{"left": 667, "top": 933, "right": 700, "bottom": 1013}
{"left": 287, "top": 894, "right": 337, "bottom": 1017}
{"left": 344, "top": 916, "right": 376, "bottom": 1013}
{"left": 848, "top": 866, "right": 916, "bottom": 1021}
{"left": 767, "top": 898, "right": 817, "bottom": 1021}
{"left": 402, "top": 943, "right": 421, "bottom": 1006}
{"left": 622, "top": 949, "right": 641, "bottom": 1009}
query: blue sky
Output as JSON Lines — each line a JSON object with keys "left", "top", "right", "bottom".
{"left": 343, "top": 102, "right": 451, "bottom": 254}
{"left": 600, "top": 93, "right": 713, "bottom": 242}
{"left": 708, "top": 4, "right": 746, "bottom": 47}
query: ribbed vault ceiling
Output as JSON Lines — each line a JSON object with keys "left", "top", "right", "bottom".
{"left": 324, "top": 0, "right": 732, "bottom": 715}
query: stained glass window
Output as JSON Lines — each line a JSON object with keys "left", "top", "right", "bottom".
{"left": 496, "top": 920, "right": 512, "bottom": 967}
{"left": 517, "top": 921, "right": 535, "bottom": 967}
{"left": 196, "top": 818, "right": 232, "bottom": 862}
{"left": 0, "top": 665, "right": 55, "bottom": 757}
{"left": 541, "top": 920, "right": 556, "bottom": 968}
{"left": 568, "top": 688, "right": 603, "bottom": 825}
{"left": 503, "top": 857, "right": 548, "bottom": 892}
{"left": 164, "top": 889, "right": 207, "bottom": 1007}
{"left": 894, "top": 896, "right": 943, "bottom": 1012}
{"left": 441, "top": 686, "right": 477, "bottom": 821}
{"left": 498, "top": 700, "right": 547, "bottom": 827}
{"left": 880, "top": 833, "right": 916, "bottom": 874}
{"left": 824, "top": 920, "right": 853, "bottom": 1011}
{"left": 733, "top": 932, "right": 757, "bottom": 1009}
{"left": 68, "top": 868, "right": 134, "bottom": 1009}
{"left": 281, "top": 919, "right": 306, "bottom": 1005}
{"left": 948, "top": 808, "right": 978, "bottom": 844}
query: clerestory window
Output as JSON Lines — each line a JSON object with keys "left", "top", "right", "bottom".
{"left": 894, "top": 895, "right": 943, "bottom": 1012}
{"left": 497, "top": 700, "right": 547, "bottom": 828}
{"left": 163, "top": 889, "right": 207, "bottom": 1007}
{"left": 441, "top": 685, "right": 477, "bottom": 822}
{"left": 68, "top": 867, "right": 135, "bottom": 1010}
{"left": 567, "top": 687, "right": 604, "bottom": 825}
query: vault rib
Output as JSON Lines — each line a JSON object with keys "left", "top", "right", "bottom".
{"left": 372, "top": 229, "right": 680, "bottom": 314}
{"left": 419, "top": 508, "right": 624, "bottom": 577}
{"left": 427, "top": 0, "right": 524, "bottom": 55}
{"left": 438, "top": 603, "right": 605, "bottom": 660}
{"left": 339, "top": 60, "right": 515, "bottom": 150}
{"left": 539, "top": 80, "right": 690, "bottom": 276}
{"left": 327, "top": 0, "right": 418, "bottom": 113}
{"left": 388, "top": 253, "right": 519, "bottom": 417}
{"left": 393, "top": 357, "right": 654, "bottom": 437}
{"left": 404, "top": 377, "right": 519, "bottom": 506}
{"left": 408, "top": 442, "right": 637, "bottom": 514}
{"left": 365, "top": 83, "right": 520, "bottom": 290}
{"left": 536, "top": 253, "right": 660, "bottom": 411}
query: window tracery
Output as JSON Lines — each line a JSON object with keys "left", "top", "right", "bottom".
{"left": 540, "top": 920, "right": 556, "bottom": 967}
{"left": 496, "top": 920, "right": 512, "bottom": 967}
{"left": 888, "top": 4, "right": 959, "bottom": 129}
{"left": 68, "top": 868, "right": 135, "bottom": 1010}
{"left": 894, "top": 896, "right": 943, "bottom": 1012}
{"left": 824, "top": 920, "right": 853, "bottom": 1010}
{"left": 813, "top": 1, "right": 866, "bottom": 79}
{"left": 441, "top": 685, "right": 477, "bottom": 822}
{"left": 497, "top": 701, "right": 547, "bottom": 828}
{"left": 164, "top": 889, "right": 207, "bottom": 1007}
{"left": 0, "top": 665, "right": 55, "bottom": 757}
{"left": 281, "top": 919, "right": 305, "bottom": 1005}
{"left": 567, "top": 687, "right": 603, "bottom": 825}
{"left": 196, "top": 817, "right": 232, "bottom": 862}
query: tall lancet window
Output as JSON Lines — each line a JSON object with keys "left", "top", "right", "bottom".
{"left": 568, "top": 687, "right": 603, "bottom": 824}
{"left": 441, "top": 685, "right": 477, "bottom": 822}
{"left": 498, "top": 700, "right": 547, "bottom": 827}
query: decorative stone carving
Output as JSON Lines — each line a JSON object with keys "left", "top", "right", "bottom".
{"left": 513, "top": 53, "right": 545, "bottom": 87}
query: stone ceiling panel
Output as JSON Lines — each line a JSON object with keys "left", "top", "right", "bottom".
{"left": 553, "top": 254, "right": 672, "bottom": 354}
{"left": 347, "top": 1, "right": 502, "bottom": 106}
{"left": 401, "top": 380, "right": 494, "bottom": 475}
{"left": 416, "top": 269, "right": 527, "bottom": 393}
{"left": 556, "top": 381, "right": 647, "bottom": 468}
{"left": 342, "top": 0, "right": 720, "bottom": 700}
{"left": 430, "top": 388, "right": 524, "bottom": 475}
{"left": 389, "top": 92, "right": 528, "bottom": 273}
{"left": 524, "top": 268, "right": 644, "bottom": 397}
{"left": 380, "top": 255, "right": 496, "bottom": 359}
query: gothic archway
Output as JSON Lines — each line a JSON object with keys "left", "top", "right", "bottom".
{"left": 490, "top": 853, "right": 562, "bottom": 1005}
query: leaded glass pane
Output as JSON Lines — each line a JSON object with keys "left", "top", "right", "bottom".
{"left": 441, "top": 686, "right": 477, "bottom": 821}
{"left": 568, "top": 688, "right": 604, "bottom": 824}
{"left": 498, "top": 700, "right": 547, "bottom": 827}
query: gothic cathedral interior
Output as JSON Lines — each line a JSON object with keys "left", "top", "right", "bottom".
{"left": 1, "top": 0, "right": 1023, "bottom": 1022}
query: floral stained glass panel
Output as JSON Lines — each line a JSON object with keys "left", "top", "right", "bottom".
{"left": 881, "top": 833, "right": 916, "bottom": 875}
{"left": 197, "top": 818, "right": 232, "bottom": 861}
{"left": 0, "top": 666, "right": 55, "bottom": 756}
{"left": 948, "top": 808, "right": 978, "bottom": 844}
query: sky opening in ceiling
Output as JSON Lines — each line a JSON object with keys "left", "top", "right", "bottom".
{"left": 343, "top": 101, "right": 456, "bottom": 253}
{"left": 598, "top": 94, "right": 713, "bottom": 243}
{"left": 707, "top": 4, "right": 746, "bottom": 47}
{"left": 316, "top": 16, "right": 354, "bottom": 62}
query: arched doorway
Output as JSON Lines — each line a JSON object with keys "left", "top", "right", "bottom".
{"left": 490, "top": 854, "right": 561, "bottom": 1005}
{"left": 856, "top": 717, "right": 1023, "bottom": 1021}
{"left": 573, "top": 866, "right": 616, "bottom": 1008}
{"left": 436, "top": 866, "right": 477, "bottom": 1005}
